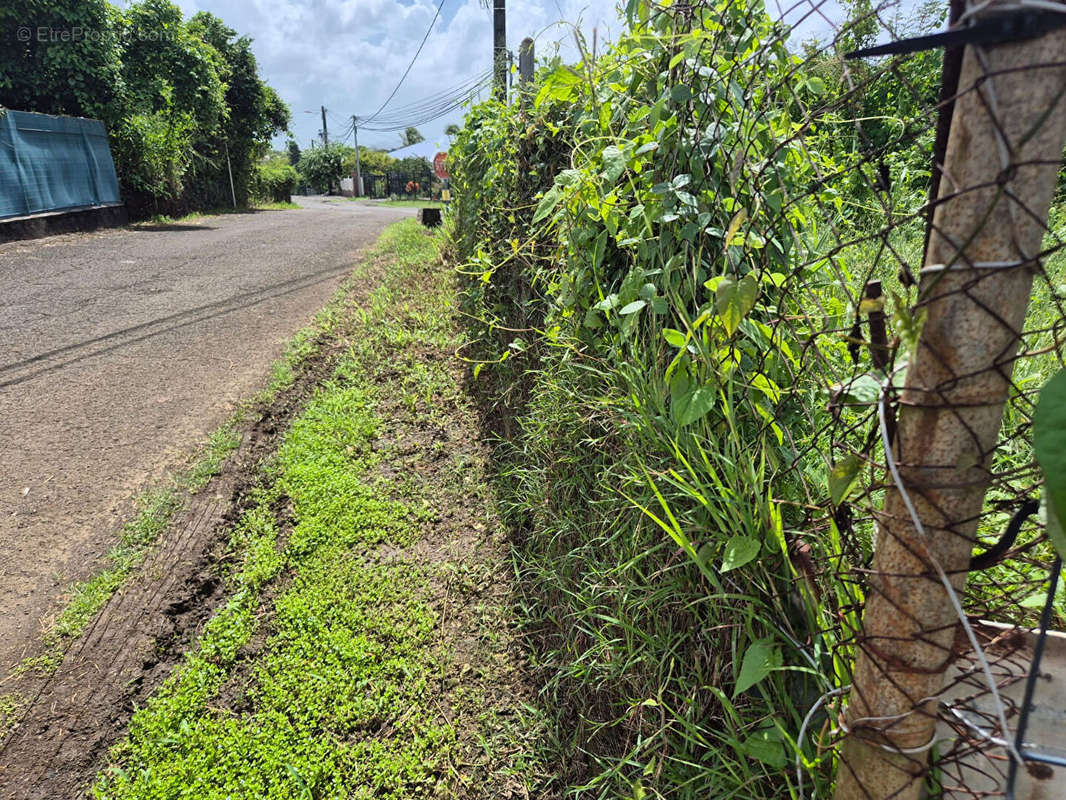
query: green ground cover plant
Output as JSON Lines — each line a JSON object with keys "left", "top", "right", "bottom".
{"left": 93, "top": 220, "right": 556, "bottom": 799}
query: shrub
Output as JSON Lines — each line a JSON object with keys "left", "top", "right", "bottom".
{"left": 254, "top": 160, "right": 298, "bottom": 203}
{"left": 298, "top": 144, "right": 346, "bottom": 194}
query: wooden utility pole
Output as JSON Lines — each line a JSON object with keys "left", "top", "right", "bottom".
{"left": 493, "top": 0, "right": 506, "bottom": 102}
{"left": 352, "top": 115, "right": 362, "bottom": 197}
{"left": 321, "top": 106, "right": 329, "bottom": 146}
{"left": 833, "top": 6, "right": 1066, "bottom": 799}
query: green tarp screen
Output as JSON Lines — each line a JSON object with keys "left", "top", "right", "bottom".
{"left": 0, "top": 110, "right": 121, "bottom": 220}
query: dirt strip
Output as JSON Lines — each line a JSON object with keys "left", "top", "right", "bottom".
{"left": 0, "top": 322, "right": 341, "bottom": 800}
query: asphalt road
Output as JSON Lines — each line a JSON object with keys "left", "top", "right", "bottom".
{"left": 0, "top": 196, "right": 411, "bottom": 672}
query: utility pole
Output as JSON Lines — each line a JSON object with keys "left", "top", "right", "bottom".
{"left": 493, "top": 0, "right": 506, "bottom": 102}
{"left": 321, "top": 106, "right": 329, "bottom": 146}
{"left": 352, "top": 115, "right": 362, "bottom": 198}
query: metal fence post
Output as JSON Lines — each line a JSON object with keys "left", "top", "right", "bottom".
{"left": 834, "top": 8, "right": 1066, "bottom": 800}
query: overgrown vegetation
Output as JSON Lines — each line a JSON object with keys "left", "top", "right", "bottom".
{"left": 0, "top": 0, "right": 289, "bottom": 217}
{"left": 254, "top": 155, "right": 299, "bottom": 204}
{"left": 445, "top": 0, "right": 1065, "bottom": 797}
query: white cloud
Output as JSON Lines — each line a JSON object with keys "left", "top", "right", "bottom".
{"left": 171, "top": 0, "right": 622, "bottom": 152}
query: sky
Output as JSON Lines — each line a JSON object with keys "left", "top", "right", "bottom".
{"left": 151, "top": 0, "right": 917, "bottom": 155}
{"left": 165, "top": 0, "right": 623, "bottom": 153}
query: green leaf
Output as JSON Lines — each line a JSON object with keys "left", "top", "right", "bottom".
{"left": 715, "top": 274, "right": 759, "bottom": 337}
{"left": 1034, "top": 369, "right": 1066, "bottom": 560}
{"left": 832, "top": 373, "right": 882, "bottom": 405}
{"left": 662, "top": 328, "right": 687, "bottom": 348}
{"left": 723, "top": 209, "right": 748, "bottom": 249}
{"left": 829, "top": 454, "right": 861, "bottom": 505}
{"left": 534, "top": 66, "right": 583, "bottom": 108}
{"left": 741, "top": 727, "right": 786, "bottom": 768}
{"left": 619, "top": 300, "right": 646, "bottom": 315}
{"left": 750, "top": 373, "right": 781, "bottom": 405}
{"left": 674, "top": 384, "right": 716, "bottom": 427}
{"left": 533, "top": 185, "right": 563, "bottom": 225}
{"left": 582, "top": 306, "right": 603, "bottom": 330}
{"left": 734, "top": 640, "right": 780, "bottom": 696}
{"left": 721, "top": 535, "right": 760, "bottom": 571}
{"left": 602, "top": 145, "right": 627, "bottom": 183}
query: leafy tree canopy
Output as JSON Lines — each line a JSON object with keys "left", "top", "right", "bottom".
{"left": 298, "top": 143, "right": 346, "bottom": 193}
{"left": 0, "top": 0, "right": 291, "bottom": 216}
{"left": 401, "top": 126, "right": 424, "bottom": 147}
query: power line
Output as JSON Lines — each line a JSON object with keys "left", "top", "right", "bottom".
{"left": 360, "top": 77, "right": 491, "bottom": 132}
{"left": 360, "top": 71, "right": 491, "bottom": 127}
{"left": 363, "top": 0, "right": 449, "bottom": 124}
{"left": 365, "top": 69, "right": 490, "bottom": 118}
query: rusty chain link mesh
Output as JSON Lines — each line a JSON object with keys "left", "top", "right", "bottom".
{"left": 738, "top": 0, "right": 1066, "bottom": 796}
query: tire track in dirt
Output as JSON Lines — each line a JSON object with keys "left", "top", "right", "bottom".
{"left": 0, "top": 336, "right": 339, "bottom": 800}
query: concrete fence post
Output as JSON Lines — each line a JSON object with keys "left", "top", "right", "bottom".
{"left": 833, "top": 6, "right": 1066, "bottom": 799}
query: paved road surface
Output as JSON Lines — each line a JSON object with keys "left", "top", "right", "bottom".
{"left": 0, "top": 197, "right": 410, "bottom": 672}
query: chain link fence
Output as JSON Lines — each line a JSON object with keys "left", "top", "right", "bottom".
{"left": 686, "top": 1, "right": 1066, "bottom": 796}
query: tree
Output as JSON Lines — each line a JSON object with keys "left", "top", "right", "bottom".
{"left": 287, "top": 139, "right": 302, "bottom": 166}
{"left": 347, "top": 147, "right": 395, "bottom": 176}
{"left": 445, "top": 124, "right": 461, "bottom": 139}
{"left": 186, "top": 11, "right": 289, "bottom": 206}
{"left": 0, "top": 0, "right": 125, "bottom": 122}
{"left": 298, "top": 143, "right": 346, "bottom": 194}
{"left": 122, "top": 0, "right": 227, "bottom": 132}
{"left": 401, "top": 126, "right": 424, "bottom": 147}
{"left": 395, "top": 155, "right": 432, "bottom": 187}
{"left": 1, "top": 0, "right": 290, "bottom": 216}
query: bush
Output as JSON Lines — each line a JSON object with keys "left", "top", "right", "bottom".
{"left": 254, "top": 160, "right": 298, "bottom": 203}
{"left": 109, "top": 107, "right": 196, "bottom": 218}
{"left": 297, "top": 143, "right": 346, "bottom": 194}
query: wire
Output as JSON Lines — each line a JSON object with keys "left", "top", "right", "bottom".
{"left": 361, "top": 90, "right": 489, "bottom": 131}
{"left": 359, "top": 73, "right": 493, "bottom": 133}
{"left": 360, "top": 72, "right": 490, "bottom": 128}
{"left": 360, "top": 90, "right": 487, "bottom": 132}
{"left": 360, "top": 70, "right": 491, "bottom": 125}
{"left": 363, "top": 0, "right": 449, "bottom": 124}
